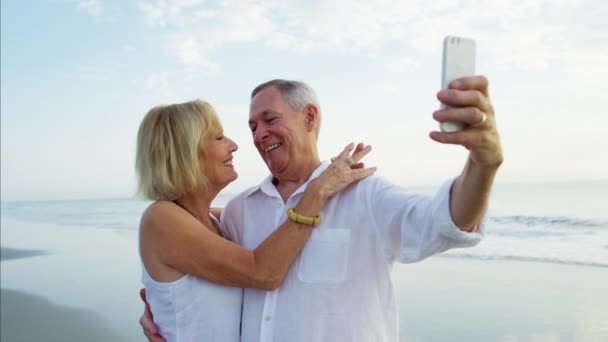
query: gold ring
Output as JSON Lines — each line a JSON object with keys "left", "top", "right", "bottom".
{"left": 471, "top": 112, "right": 487, "bottom": 127}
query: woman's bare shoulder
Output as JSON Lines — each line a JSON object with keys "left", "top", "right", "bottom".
{"left": 140, "top": 200, "right": 179, "bottom": 231}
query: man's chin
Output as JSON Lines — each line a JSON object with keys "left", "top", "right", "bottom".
{"left": 264, "top": 154, "right": 289, "bottom": 175}
{"left": 266, "top": 161, "right": 285, "bottom": 174}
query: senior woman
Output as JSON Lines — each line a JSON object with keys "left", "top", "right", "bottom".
{"left": 136, "top": 99, "right": 375, "bottom": 341}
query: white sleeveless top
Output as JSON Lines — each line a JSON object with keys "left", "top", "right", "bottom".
{"left": 140, "top": 216, "right": 242, "bottom": 341}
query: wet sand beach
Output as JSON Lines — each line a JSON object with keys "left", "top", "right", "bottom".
{"left": 1, "top": 247, "right": 49, "bottom": 261}
{"left": 1, "top": 217, "right": 607, "bottom": 341}
{"left": 1, "top": 288, "right": 128, "bottom": 342}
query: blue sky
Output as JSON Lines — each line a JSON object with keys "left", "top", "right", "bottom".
{"left": 1, "top": 0, "right": 607, "bottom": 200}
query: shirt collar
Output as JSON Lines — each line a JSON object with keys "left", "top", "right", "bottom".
{"left": 246, "top": 161, "right": 330, "bottom": 200}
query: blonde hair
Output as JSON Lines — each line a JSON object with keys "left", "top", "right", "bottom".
{"left": 135, "top": 99, "right": 222, "bottom": 200}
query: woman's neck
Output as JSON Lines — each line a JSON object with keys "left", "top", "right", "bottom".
{"left": 174, "top": 191, "right": 215, "bottom": 223}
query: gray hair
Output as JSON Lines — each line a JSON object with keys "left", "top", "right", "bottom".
{"left": 251, "top": 79, "right": 322, "bottom": 136}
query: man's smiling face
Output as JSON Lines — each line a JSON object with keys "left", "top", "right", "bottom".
{"left": 249, "top": 86, "right": 312, "bottom": 176}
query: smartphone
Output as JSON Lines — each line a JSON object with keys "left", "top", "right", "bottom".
{"left": 440, "top": 35, "right": 476, "bottom": 132}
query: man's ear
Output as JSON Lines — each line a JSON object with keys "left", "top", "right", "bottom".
{"left": 304, "top": 104, "right": 319, "bottom": 132}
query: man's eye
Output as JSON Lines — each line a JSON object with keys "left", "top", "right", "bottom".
{"left": 216, "top": 136, "right": 224, "bottom": 140}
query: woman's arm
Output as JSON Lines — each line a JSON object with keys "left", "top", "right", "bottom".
{"left": 140, "top": 144, "right": 375, "bottom": 290}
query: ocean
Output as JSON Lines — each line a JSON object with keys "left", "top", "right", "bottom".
{"left": 2, "top": 180, "right": 607, "bottom": 268}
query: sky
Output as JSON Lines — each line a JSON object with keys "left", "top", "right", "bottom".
{"left": 1, "top": 0, "right": 607, "bottom": 201}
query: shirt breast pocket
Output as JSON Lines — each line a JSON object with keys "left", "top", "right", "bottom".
{"left": 297, "top": 228, "right": 350, "bottom": 284}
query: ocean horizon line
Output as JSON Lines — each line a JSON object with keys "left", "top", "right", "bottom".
{"left": 1, "top": 178, "right": 607, "bottom": 203}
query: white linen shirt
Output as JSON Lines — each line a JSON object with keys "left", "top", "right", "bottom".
{"left": 221, "top": 162, "right": 485, "bottom": 342}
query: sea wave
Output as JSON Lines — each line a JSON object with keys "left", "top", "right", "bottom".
{"left": 3, "top": 199, "right": 607, "bottom": 268}
{"left": 0, "top": 198, "right": 149, "bottom": 231}
{"left": 490, "top": 215, "right": 606, "bottom": 228}
{"left": 439, "top": 253, "right": 608, "bottom": 268}
{"left": 0, "top": 196, "right": 231, "bottom": 231}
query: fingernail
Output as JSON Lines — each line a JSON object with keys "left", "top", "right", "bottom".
{"left": 450, "top": 80, "right": 461, "bottom": 88}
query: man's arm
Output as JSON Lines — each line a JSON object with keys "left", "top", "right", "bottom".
{"left": 431, "top": 76, "right": 503, "bottom": 231}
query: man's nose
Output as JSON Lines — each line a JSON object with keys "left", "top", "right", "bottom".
{"left": 253, "top": 125, "right": 268, "bottom": 143}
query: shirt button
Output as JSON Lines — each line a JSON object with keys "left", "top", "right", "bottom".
{"left": 265, "top": 315, "right": 272, "bottom": 321}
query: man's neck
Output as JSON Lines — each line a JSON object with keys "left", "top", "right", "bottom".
{"left": 273, "top": 159, "right": 322, "bottom": 202}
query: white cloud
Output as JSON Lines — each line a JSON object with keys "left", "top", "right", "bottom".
{"left": 399, "top": 0, "right": 608, "bottom": 73}
{"left": 264, "top": 32, "right": 314, "bottom": 53}
{"left": 138, "top": 1, "right": 166, "bottom": 26}
{"left": 75, "top": 0, "right": 103, "bottom": 16}
{"left": 169, "top": 35, "right": 219, "bottom": 73}
{"left": 138, "top": 0, "right": 204, "bottom": 27}
{"left": 171, "top": 36, "right": 202, "bottom": 65}
{"left": 388, "top": 57, "right": 420, "bottom": 73}
{"left": 382, "top": 82, "right": 398, "bottom": 94}
{"left": 145, "top": 71, "right": 169, "bottom": 89}
{"left": 135, "top": 0, "right": 607, "bottom": 76}
{"left": 144, "top": 71, "right": 181, "bottom": 100}
{"left": 138, "top": 0, "right": 278, "bottom": 70}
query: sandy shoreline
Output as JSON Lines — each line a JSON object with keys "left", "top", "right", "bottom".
{"left": 2, "top": 253, "right": 607, "bottom": 341}
{"left": 1, "top": 247, "right": 50, "bottom": 261}
{"left": 1, "top": 216, "right": 607, "bottom": 341}
{"left": 1, "top": 247, "right": 137, "bottom": 341}
{"left": 394, "top": 258, "right": 608, "bottom": 341}
{"left": 1, "top": 218, "right": 145, "bottom": 341}
{"left": 1, "top": 288, "right": 131, "bottom": 342}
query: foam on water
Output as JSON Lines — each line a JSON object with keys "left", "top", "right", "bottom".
{"left": 441, "top": 214, "right": 608, "bottom": 267}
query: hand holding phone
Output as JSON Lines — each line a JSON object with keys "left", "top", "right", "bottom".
{"left": 440, "top": 36, "right": 476, "bottom": 132}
